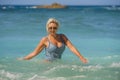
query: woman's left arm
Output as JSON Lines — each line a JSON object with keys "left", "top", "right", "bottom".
{"left": 62, "top": 34, "right": 88, "bottom": 63}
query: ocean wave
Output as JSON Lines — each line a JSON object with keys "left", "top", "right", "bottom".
{"left": 27, "top": 75, "right": 49, "bottom": 80}
{"left": 0, "top": 70, "right": 21, "bottom": 80}
{"left": 50, "top": 75, "right": 86, "bottom": 80}
{"left": 49, "top": 77, "right": 66, "bottom": 80}
{"left": 103, "top": 55, "right": 120, "bottom": 60}
{"left": 103, "top": 56, "right": 112, "bottom": 59}
{"left": 82, "top": 65, "right": 103, "bottom": 71}
{"left": 44, "top": 64, "right": 104, "bottom": 75}
{"left": 29, "top": 6, "right": 37, "bottom": 9}
{"left": 1, "top": 5, "right": 120, "bottom": 11}
{"left": 70, "top": 75, "right": 86, "bottom": 78}
{"left": 104, "top": 6, "right": 120, "bottom": 10}
{"left": 110, "top": 62, "right": 120, "bottom": 68}
{"left": 0, "top": 64, "right": 6, "bottom": 68}
{"left": 0, "top": 62, "right": 119, "bottom": 80}
{"left": 27, "top": 75, "right": 66, "bottom": 80}
{"left": 0, "top": 6, "right": 15, "bottom": 10}
{"left": 0, "top": 5, "right": 37, "bottom": 10}
{"left": 89, "top": 55, "right": 120, "bottom": 60}
{"left": 27, "top": 74, "right": 86, "bottom": 80}
{"left": 70, "top": 64, "right": 103, "bottom": 72}
{"left": 44, "top": 65, "right": 69, "bottom": 74}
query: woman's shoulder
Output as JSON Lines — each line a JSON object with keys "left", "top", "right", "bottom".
{"left": 59, "top": 33, "right": 66, "bottom": 37}
{"left": 58, "top": 34, "right": 68, "bottom": 41}
{"left": 59, "top": 34, "right": 67, "bottom": 38}
{"left": 41, "top": 36, "right": 48, "bottom": 42}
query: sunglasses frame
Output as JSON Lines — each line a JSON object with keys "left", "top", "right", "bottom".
{"left": 48, "top": 27, "right": 58, "bottom": 30}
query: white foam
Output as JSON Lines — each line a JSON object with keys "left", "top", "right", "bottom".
{"left": 113, "top": 55, "right": 118, "bottom": 57}
{"left": 103, "top": 55, "right": 120, "bottom": 60}
{"left": 71, "top": 64, "right": 103, "bottom": 72}
{"left": 35, "top": 76, "right": 86, "bottom": 80}
{"left": 44, "top": 65, "right": 69, "bottom": 74}
{"left": 30, "top": 6, "right": 37, "bottom": 9}
{"left": 2, "top": 6, "right": 6, "bottom": 9}
{"left": 104, "top": 6, "right": 120, "bottom": 10}
{"left": 104, "top": 56, "right": 112, "bottom": 59}
{"left": 28, "top": 74, "right": 38, "bottom": 80}
{"left": 71, "top": 75, "right": 86, "bottom": 78}
{"left": 44, "top": 66, "right": 57, "bottom": 74}
{"left": 0, "top": 70, "right": 21, "bottom": 80}
{"left": 27, "top": 75, "right": 66, "bottom": 80}
{"left": 110, "top": 62, "right": 120, "bottom": 68}
{"left": 49, "top": 77, "right": 66, "bottom": 80}
{"left": 25, "top": 6, "right": 37, "bottom": 9}
{"left": 82, "top": 64, "right": 103, "bottom": 71}
{"left": 44, "top": 64, "right": 104, "bottom": 75}
{"left": 90, "top": 55, "right": 120, "bottom": 60}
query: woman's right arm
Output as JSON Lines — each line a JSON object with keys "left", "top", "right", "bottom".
{"left": 20, "top": 37, "right": 46, "bottom": 60}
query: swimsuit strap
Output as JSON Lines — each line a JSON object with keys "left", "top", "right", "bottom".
{"left": 59, "top": 34, "right": 65, "bottom": 44}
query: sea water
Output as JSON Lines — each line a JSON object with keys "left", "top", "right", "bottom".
{"left": 0, "top": 6, "right": 120, "bottom": 80}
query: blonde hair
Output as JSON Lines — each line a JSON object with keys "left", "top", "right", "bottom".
{"left": 46, "top": 18, "right": 59, "bottom": 32}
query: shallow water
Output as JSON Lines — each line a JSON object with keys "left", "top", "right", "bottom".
{"left": 0, "top": 6, "right": 120, "bottom": 80}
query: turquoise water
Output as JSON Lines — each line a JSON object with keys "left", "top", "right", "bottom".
{"left": 0, "top": 6, "right": 120, "bottom": 80}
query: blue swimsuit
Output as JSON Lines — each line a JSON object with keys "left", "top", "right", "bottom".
{"left": 45, "top": 35, "right": 65, "bottom": 61}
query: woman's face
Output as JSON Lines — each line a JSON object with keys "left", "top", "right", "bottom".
{"left": 48, "top": 22, "right": 58, "bottom": 34}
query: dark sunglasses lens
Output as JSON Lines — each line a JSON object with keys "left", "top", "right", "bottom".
{"left": 49, "top": 27, "right": 57, "bottom": 30}
{"left": 49, "top": 27, "right": 52, "bottom": 30}
{"left": 53, "top": 27, "right": 57, "bottom": 30}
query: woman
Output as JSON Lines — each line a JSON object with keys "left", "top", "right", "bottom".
{"left": 19, "top": 18, "right": 88, "bottom": 63}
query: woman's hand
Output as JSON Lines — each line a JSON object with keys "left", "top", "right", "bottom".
{"left": 17, "top": 57, "right": 25, "bottom": 60}
{"left": 79, "top": 57, "right": 88, "bottom": 64}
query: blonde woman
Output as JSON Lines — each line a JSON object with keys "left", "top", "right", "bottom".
{"left": 19, "top": 18, "right": 88, "bottom": 63}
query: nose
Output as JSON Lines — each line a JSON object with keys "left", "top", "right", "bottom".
{"left": 51, "top": 29, "right": 56, "bottom": 33}
{"left": 51, "top": 28, "right": 55, "bottom": 31}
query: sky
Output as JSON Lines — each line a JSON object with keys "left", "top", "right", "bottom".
{"left": 0, "top": 0, "right": 120, "bottom": 5}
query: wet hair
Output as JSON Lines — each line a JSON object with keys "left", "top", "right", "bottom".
{"left": 46, "top": 18, "right": 59, "bottom": 32}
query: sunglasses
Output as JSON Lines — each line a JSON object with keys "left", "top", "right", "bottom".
{"left": 48, "top": 27, "right": 57, "bottom": 30}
